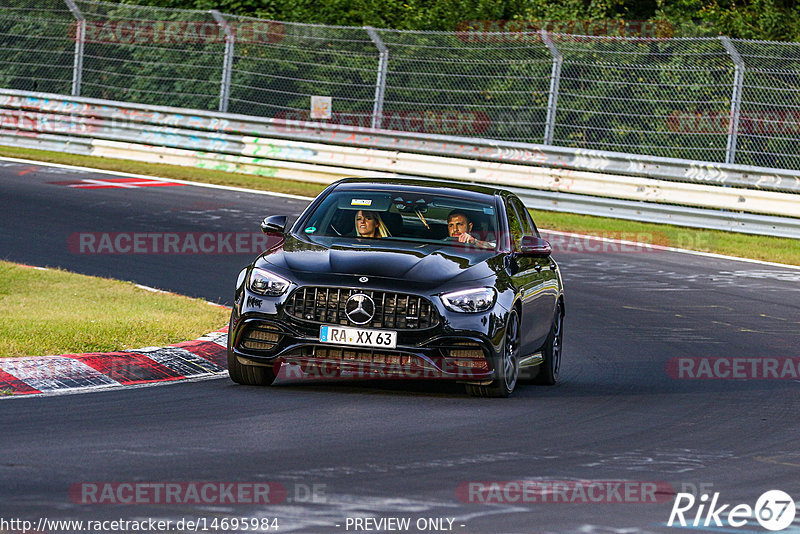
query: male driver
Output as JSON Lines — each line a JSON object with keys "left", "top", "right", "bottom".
{"left": 446, "top": 211, "right": 495, "bottom": 249}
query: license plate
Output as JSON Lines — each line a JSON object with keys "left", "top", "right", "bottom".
{"left": 319, "top": 325, "right": 397, "bottom": 349}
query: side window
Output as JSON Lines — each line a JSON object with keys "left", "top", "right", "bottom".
{"left": 505, "top": 199, "right": 525, "bottom": 251}
{"left": 511, "top": 197, "right": 539, "bottom": 237}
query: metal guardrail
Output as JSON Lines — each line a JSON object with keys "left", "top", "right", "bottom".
{"left": 1, "top": 89, "right": 799, "bottom": 238}
{"left": 3, "top": 89, "right": 799, "bottom": 194}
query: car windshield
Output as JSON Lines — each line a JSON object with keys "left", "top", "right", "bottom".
{"left": 298, "top": 189, "right": 498, "bottom": 249}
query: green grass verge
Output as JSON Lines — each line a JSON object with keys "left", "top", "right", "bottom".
{"left": 0, "top": 261, "right": 230, "bottom": 357}
{"left": 2, "top": 144, "right": 799, "bottom": 266}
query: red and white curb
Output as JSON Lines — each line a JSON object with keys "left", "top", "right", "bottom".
{"left": 0, "top": 264, "right": 231, "bottom": 397}
{"left": 0, "top": 328, "right": 229, "bottom": 396}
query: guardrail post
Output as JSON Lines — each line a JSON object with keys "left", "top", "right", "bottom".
{"left": 720, "top": 36, "right": 745, "bottom": 165}
{"left": 542, "top": 31, "right": 562, "bottom": 146}
{"left": 211, "top": 10, "right": 234, "bottom": 113}
{"left": 365, "top": 26, "right": 388, "bottom": 130}
{"left": 64, "top": 0, "right": 84, "bottom": 97}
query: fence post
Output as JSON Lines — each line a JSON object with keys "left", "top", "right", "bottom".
{"left": 720, "top": 36, "right": 745, "bottom": 165}
{"left": 211, "top": 10, "right": 234, "bottom": 113}
{"left": 365, "top": 26, "right": 388, "bottom": 130}
{"left": 541, "top": 31, "right": 562, "bottom": 146}
{"left": 63, "top": 0, "right": 84, "bottom": 97}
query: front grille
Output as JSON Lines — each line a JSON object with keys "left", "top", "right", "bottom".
{"left": 239, "top": 323, "right": 283, "bottom": 351}
{"left": 285, "top": 346, "right": 434, "bottom": 370}
{"left": 284, "top": 287, "right": 438, "bottom": 329}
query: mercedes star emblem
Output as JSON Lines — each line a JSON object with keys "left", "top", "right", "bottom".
{"left": 345, "top": 293, "right": 375, "bottom": 325}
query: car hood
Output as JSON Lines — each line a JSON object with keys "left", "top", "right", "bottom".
{"left": 257, "top": 235, "right": 498, "bottom": 288}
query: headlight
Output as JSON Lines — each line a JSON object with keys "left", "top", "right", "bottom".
{"left": 248, "top": 267, "right": 290, "bottom": 296}
{"left": 440, "top": 287, "right": 496, "bottom": 313}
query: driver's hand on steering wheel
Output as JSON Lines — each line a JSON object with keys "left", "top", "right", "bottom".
{"left": 457, "top": 232, "right": 477, "bottom": 244}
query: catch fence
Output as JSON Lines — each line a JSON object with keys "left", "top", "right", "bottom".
{"left": 1, "top": 0, "right": 800, "bottom": 171}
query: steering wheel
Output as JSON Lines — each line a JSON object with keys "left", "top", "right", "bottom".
{"left": 444, "top": 236, "right": 468, "bottom": 245}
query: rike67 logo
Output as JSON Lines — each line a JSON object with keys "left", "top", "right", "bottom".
{"left": 669, "top": 490, "right": 796, "bottom": 531}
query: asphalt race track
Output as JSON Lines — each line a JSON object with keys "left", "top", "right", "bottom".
{"left": 2, "top": 159, "right": 800, "bottom": 534}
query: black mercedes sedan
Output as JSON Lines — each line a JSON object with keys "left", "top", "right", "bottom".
{"left": 227, "top": 177, "right": 564, "bottom": 397}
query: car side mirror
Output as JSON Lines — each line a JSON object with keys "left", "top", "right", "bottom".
{"left": 519, "top": 236, "right": 551, "bottom": 257}
{"left": 261, "top": 215, "right": 287, "bottom": 234}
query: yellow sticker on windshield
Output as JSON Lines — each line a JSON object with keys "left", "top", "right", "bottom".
{"left": 351, "top": 199, "right": 373, "bottom": 206}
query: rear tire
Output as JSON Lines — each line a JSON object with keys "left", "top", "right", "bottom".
{"left": 227, "top": 317, "right": 278, "bottom": 386}
{"left": 534, "top": 302, "right": 563, "bottom": 386}
{"left": 466, "top": 309, "right": 520, "bottom": 398}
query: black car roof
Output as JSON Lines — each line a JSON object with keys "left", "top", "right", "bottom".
{"left": 332, "top": 176, "right": 504, "bottom": 201}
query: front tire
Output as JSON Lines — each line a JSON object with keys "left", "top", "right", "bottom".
{"left": 466, "top": 309, "right": 520, "bottom": 398}
{"left": 534, "top": 302, "right": 563, "bottom": 385}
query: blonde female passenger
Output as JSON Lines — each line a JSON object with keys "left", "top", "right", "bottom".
{"left": 355, "top": 210, "right": 391, "bottom": 238}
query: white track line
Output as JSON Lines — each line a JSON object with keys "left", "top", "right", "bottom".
{"left": 4, "top": 155, "right": 798, "bottom": 270}
{"left": 133, "top": 282, "right": 230, "bottom": 308}
{"left": 0, "top": 155, "right": 315, "bottom": 201}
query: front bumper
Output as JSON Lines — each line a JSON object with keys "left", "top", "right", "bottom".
{"left": 229, "top": 299, "right": 504, "bottom": 382}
